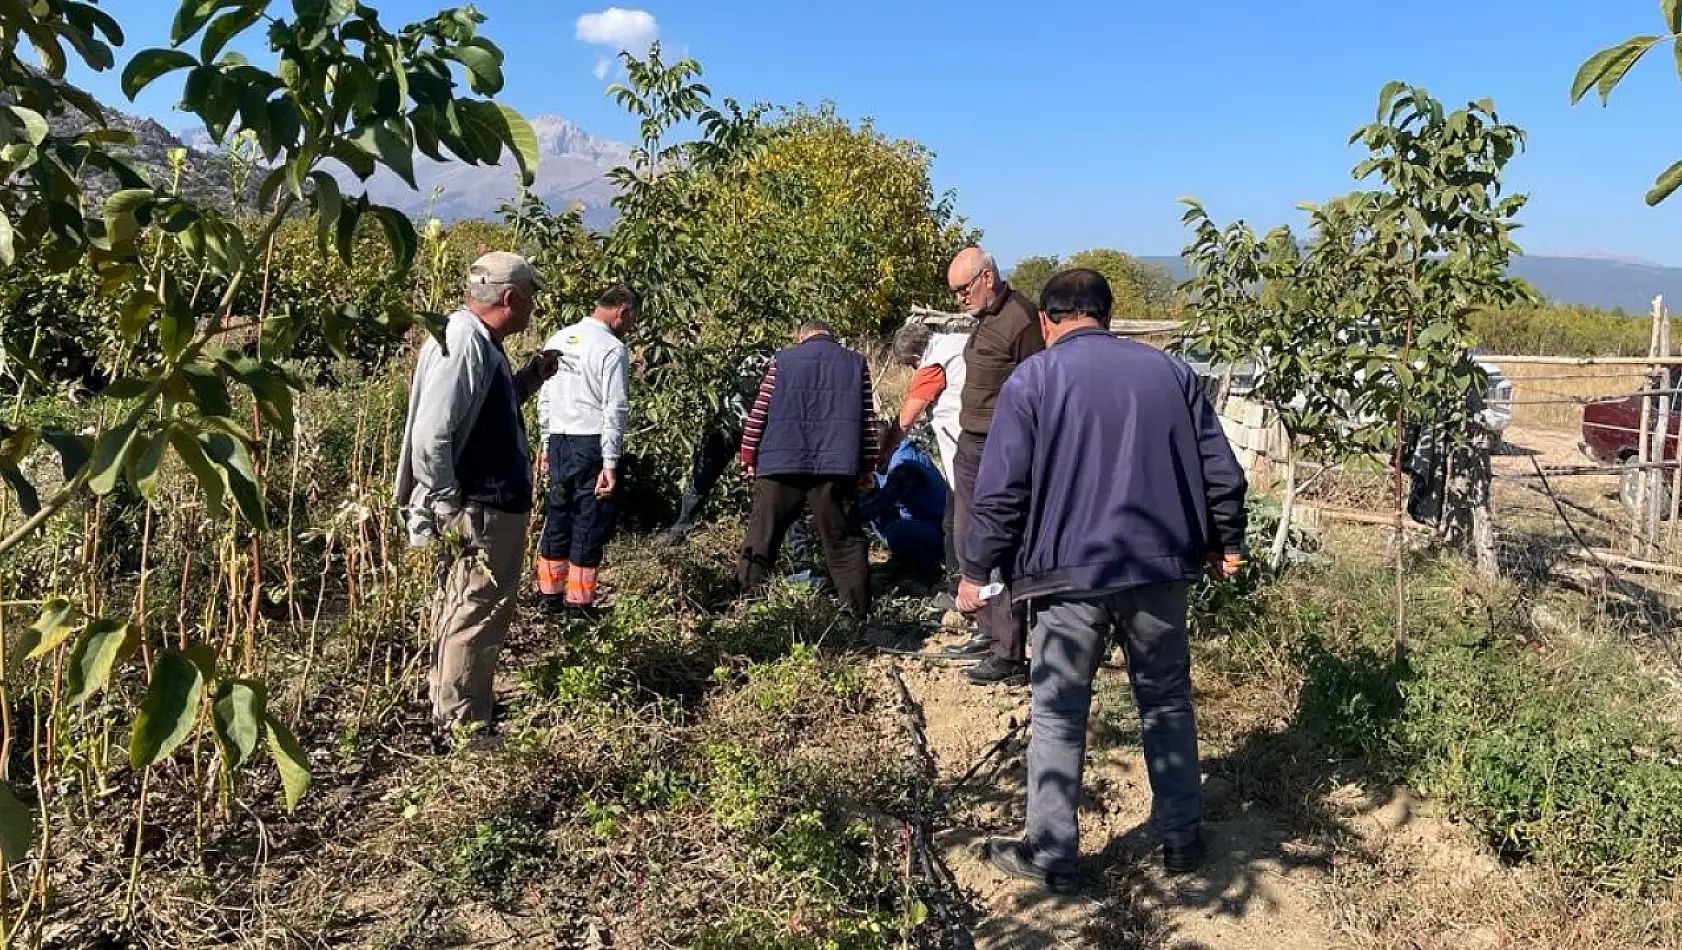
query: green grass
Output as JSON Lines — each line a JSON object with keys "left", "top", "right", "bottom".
{"left": 1209, "top": 552, "right": 1682, "bottom": 897}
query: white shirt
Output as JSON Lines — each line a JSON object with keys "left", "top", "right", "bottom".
{"left": 920, "top": 332, "right": 969, "bottom": 481}
{"left": 536, "top": 317, "right": 631, "bottom": 469}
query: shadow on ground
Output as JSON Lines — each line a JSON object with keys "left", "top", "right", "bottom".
{"left": 897, "top": 638, "right": 1418, "bottom": 949}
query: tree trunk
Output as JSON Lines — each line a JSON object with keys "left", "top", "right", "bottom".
{"left": 1269, "top": 447, "right": 1296, "bottom": 572}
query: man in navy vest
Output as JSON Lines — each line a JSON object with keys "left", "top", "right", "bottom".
{"left": 959, "top": 268, "right": 1248, "bottom": 891}
{"left": 737, "top": 321, "right": 879, "bottom": 616}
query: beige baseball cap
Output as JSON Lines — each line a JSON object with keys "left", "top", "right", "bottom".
{"left": 467, "top": 251, "right": 545, "bottom": 291}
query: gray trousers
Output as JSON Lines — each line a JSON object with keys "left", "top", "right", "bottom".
{"left": 1025, "top": 581, "right": 1201, "bottom": 875}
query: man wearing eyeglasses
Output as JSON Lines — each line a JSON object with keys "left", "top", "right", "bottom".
{"left": 944, "top": 246, "right": 1044, "bottom": 686}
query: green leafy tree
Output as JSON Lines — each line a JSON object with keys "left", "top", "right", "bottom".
{"left": 1183, "top": 83, "right": 1531, "bottom": 583}
{"left": 1006, "top": 254, "right": 1060, "bottom": 304}
{"left": 511, "top": 51, "right": 971, "bottom": 492}
{"left": 1066, "top": 248, "right": 1175, "bottom": 319}
{"left": 1571, "top": 2, "right": 1682, "bottom": 203}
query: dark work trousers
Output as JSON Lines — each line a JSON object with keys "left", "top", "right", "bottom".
{"left": 1025, "top": 581, "right": 1201, "bottom": 876}
{"left": 540, "top": 434, "right": 618, "bottom": 568}
{"left": 671, "top": 421, "right": 814, "bottom": 558}
{"left": 953, "top": 431, "right": 1027, "bottom": 661}
{"left": 737, "top": 475, "right": 870, "bottom": 616}
{"left": 673, "top": 423, "right": 741, "bottom": 529}
{"left": 942, "top": 485, "right": 959, "bottom": 593}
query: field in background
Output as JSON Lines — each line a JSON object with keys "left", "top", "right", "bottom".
{"left": 1500, "top": 362, "right": 1650, "bottom": 434}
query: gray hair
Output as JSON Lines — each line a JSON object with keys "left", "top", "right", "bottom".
{"left": 466, "top": 280, "right": 508, "bottom": 304}
{"left": 975, "top": 249, "right": 1000, "bottom": 279}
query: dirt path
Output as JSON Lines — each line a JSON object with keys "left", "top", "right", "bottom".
{"left": 878, "top": 630, "right": 1509, "bottom": 950}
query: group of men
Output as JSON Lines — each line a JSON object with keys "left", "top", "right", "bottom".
{"left": 395, "top": 245, "right": 1250, "bottom": 894}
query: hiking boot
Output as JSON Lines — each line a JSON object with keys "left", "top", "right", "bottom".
{"left": 1162, "top": 832, "right": 1207, "bottom": 876}
{"left": 940, "top": 634, "right": 991, "bottom": 658}
{"left": 984, "top": 838, "right": 1079, "bottom": 896}
{"left": 964, "top": 656, "right": 1028, "bottom": 686}
{"left": 537, "top": 595, "right": 568, "bottom": 616}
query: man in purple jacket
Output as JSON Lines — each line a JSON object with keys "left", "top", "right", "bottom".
{"left": 958, "top": 269, "right": 1248, "bottom": 892}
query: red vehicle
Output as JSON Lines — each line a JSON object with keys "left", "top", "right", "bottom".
{"left": 1581, "top": 370, "right": 1682, "bottom": 510}
{"left": 1581, "top": 372, "right": 1682, "bottom": 464}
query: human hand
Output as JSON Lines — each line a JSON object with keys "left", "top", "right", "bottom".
{"left": 595, "top": 468, "right": 617, "bottom": 499}
{"left": 1206, "top": 551, "right": 1245, "bottom": 580}
{"left": 536, "top": 450, "right": 549, "bottom": 477}
{"left": 525, "top": 349, "right": 561, "bottom": 382}
{"left": 956, "top": 578, "right": 987, "bottom": 614}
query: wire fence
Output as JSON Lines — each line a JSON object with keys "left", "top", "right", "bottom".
{"left": 1215, "top": 346, "right": 1682, "bottom": 592}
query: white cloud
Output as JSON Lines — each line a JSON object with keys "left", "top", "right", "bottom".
{"left": 576, "top": 8, "right": 659, "bottom": 51}
{"left": 577, "top": 8, "right": 659, "bottom": 80}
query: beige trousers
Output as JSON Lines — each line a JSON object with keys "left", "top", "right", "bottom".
{"left": 428, "top": 504, "right": 528, "bottom": 728}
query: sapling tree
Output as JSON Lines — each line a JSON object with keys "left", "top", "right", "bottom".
{"left": 1181, "top": 83, "right": 1531, "bottom": 607}
{"left": 1180, "top": 202, "right": 1369, "bottom": 570}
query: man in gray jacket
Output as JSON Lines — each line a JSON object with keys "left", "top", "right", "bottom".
{"left": 395, "top": 252, "right": 557, "bottom": 741}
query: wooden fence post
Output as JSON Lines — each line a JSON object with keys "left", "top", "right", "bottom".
{"left": 1644, "top": 298, "right": 1671, "bottom": 560}
{"left": 1633, "top": 297, "right": 1664, "bottom": 556}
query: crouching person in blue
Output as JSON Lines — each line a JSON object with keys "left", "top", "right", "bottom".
{"left": 958, "top": 269, "right": 1249, "bottom": 893}
{"left": 860, "top": 425, "right": 946, "bottom": 579}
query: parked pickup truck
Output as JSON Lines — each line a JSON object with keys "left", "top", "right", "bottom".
{"left": 1580, "top": 370, "right": 1682, "bottom": 512}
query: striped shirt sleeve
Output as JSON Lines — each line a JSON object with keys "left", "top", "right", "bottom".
{"left": 739, "top": 358, "right": 778, "bottom": 473}
{"left": 860, "top": 363, "right": 879, "bottom": 474}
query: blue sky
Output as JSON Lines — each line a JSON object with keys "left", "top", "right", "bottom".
{"left": 71, "top": 1, "right": 1682, "bottom": 268}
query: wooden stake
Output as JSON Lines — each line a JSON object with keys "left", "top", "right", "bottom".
{"left": 1633, "top": 297, "right": 1663, "bottom": 556}
{"left": 1648, "top": 298, "right": 1672, "bottom": 560}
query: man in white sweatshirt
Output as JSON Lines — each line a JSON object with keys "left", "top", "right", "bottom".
{"left": 534, "top": 285, "right": 637, "bottom": 613}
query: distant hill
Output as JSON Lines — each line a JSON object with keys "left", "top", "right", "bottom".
{"left": 1138, "top": 255, "right": 1682, "bottom": 314}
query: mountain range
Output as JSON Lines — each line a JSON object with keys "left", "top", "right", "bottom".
{"left": 178, "top": 115, "right": 628, "bottom": 229}
{"left": 27, "top": 79, "right": 1682, "bottom": 314}
{"left": 1138, "top": 255, "right": 1682, "bottom": 315}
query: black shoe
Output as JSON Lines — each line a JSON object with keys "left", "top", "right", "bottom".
{"left": 940, "top": 634, "right": 991, "bottom": 658}
{"left": 661, "top": 523, "right": 695, "bottom": 546}
{"left": 965, "top": 656, "right": 1028, "bottom": 686}
{"left": 1162, "top": 833, "right": 1207, "bottom": 876}
{"left": 566, "top": 602, "right": 608, "bottom": 622}
{"left": 537, "top": 595, "right": 568, "bottom": 616}
{"left": 984, "top": 838, "right": 1079, "bottom": 895}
